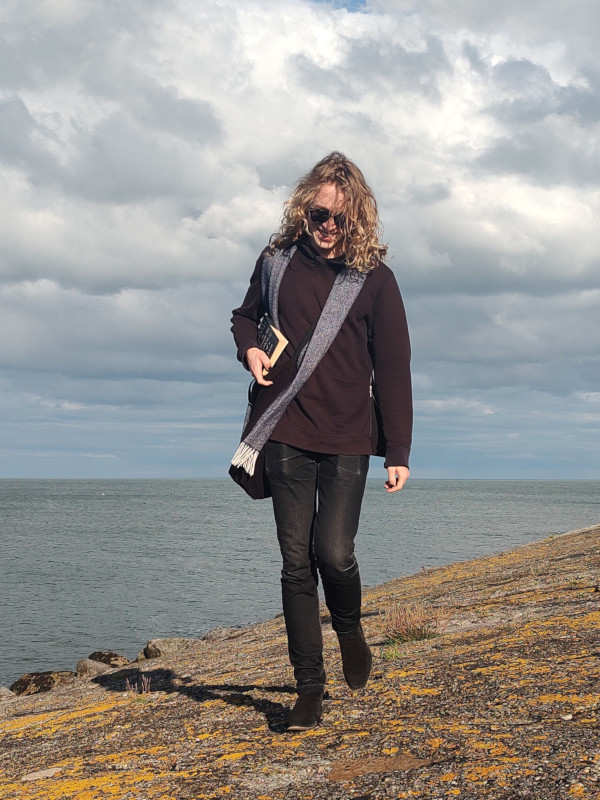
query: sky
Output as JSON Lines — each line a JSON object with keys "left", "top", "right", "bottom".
{"left": 1, "top": 0, "right": 599, "bottom": 480}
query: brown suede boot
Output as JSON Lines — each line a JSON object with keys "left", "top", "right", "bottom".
{"left": 286, "top": 690, "right": 323, "bottom": 731}
{"left": 338, "top": 623, "right": 372, "bottom": 690}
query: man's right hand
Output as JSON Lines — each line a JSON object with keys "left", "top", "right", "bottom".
{"left": 246, "top": 347, "right": 273, "bottom": 386}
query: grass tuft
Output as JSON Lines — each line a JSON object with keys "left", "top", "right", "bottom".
{"left": 125, "top": 674, "right": 152, "bottom": 694}
{"left": 381, "top": 601, "right": 448, "bottom": 646}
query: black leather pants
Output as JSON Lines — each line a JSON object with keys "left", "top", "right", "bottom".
{"left": 265, "top": 441, "right": 369, "bottom": 694}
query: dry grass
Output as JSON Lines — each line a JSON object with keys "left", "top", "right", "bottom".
{"left": 381, "top": 601, "right": 448, "bottom": 645}
{"left": 125, "top": 675, "right": 152, "bottom": 694}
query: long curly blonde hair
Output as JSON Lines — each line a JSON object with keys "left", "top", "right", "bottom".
{"left": 270, "top": 152, "right": 387, "bottom": 273}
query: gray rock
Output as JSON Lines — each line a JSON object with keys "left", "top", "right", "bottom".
{"left": 135, "top": 637, "right": 201, "bottom": 662}
{"left": 9, "top": 671, "right": 75, "bottom": 696}
{"left": 0, "top": 686, "right": 15, "bottom": 700}
{"left": 201, "top": 626, "right": 243, "bottom": 642}
{"left": 137, "top": 640, "right": 163, "bottom": 661}
{"left": 87, "top": 651, "right": 130, "bottom": 668}
{"left": 76, "top": 658, "right": 113, "bottom": 679}
{"left": 22, "top": 767, "right": 62, "bottom": 782}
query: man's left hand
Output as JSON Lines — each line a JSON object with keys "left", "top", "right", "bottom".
{"left": 385, "top": 466, "right": 409, "bottom": 493}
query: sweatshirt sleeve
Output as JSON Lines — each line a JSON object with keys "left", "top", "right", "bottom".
{"left": 370, "top": 270, "right": 413, "bottom": 468}
{"left": 230, "top": 253, "right": 265, "bottom": 368}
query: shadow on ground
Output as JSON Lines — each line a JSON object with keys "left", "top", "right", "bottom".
{"left": 94, "top": 667, "right": 296, "bottom": 732}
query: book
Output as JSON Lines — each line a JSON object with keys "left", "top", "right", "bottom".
{"left": 257, "top": 313, "right": 289, "bottom": 374}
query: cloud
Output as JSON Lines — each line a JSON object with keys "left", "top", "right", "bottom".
{"left": 420, "top": 398, "right": 495, "bottom": 416}
{"left": 1, "top": 0, "right": 599, "bottom": 477}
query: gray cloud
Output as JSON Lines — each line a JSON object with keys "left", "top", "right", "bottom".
{"left": 58, "top": 110, "right": 212, "bottom": 203}
{"left": 292, "top": 34, "right": 451, "bottom": 101}
{"left": 344, "top": 35, "right": 452, "bottom": 100}
{"left": 0, "top": 95, "right": 56, "bottom": 172}
{"left": 130, "top": 84, "right": 222, "bottom": 144}
{"left": 377, "top": 0, "right": 600, "bottom": 56}
{"left": 1, "top": 0, "right": 599, "bottom": 478}
{"left": 476, "top": 126, "right": 600, "bottom": 186}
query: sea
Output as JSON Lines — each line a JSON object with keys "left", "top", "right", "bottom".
{"left": 1, "top": 479, "right": 599, "bottom": 688}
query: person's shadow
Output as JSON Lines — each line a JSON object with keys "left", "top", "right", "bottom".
{"left": 94, "top": 667, "right": 296, "bottom": 732}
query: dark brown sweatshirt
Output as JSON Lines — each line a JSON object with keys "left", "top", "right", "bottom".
{"left": 231, "top": 236, "right": 412, "bottom": 467}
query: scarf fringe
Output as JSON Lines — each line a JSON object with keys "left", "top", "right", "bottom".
{"left": 231, "top": 442, "right": 259, "bottom": 476}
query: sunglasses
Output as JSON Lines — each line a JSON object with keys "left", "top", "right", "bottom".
{"left": 308, "top": 207, "right": 345, "bottom": 227}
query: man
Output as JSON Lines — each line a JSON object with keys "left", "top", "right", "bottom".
{"left": 231, "top": 152, "right": 412, "bottom": 730}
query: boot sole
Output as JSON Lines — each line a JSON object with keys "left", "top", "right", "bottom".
{"left": 286, "top": 717, "right": 322, "bottom": 732}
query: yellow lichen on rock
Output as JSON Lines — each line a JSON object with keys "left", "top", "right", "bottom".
{"left": 1, "top": 524, "right": 599, "bottom": 799}
{"left": 2, "top": 698, "right": 124, "bottom": 738}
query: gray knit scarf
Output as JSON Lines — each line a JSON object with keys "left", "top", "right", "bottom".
{"left": 231, "top": 245, "right": 366, "bottom": 476}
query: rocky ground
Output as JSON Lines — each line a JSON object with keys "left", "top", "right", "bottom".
{"left": 1, "top": 525, "right": 599, "bottom": 800}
